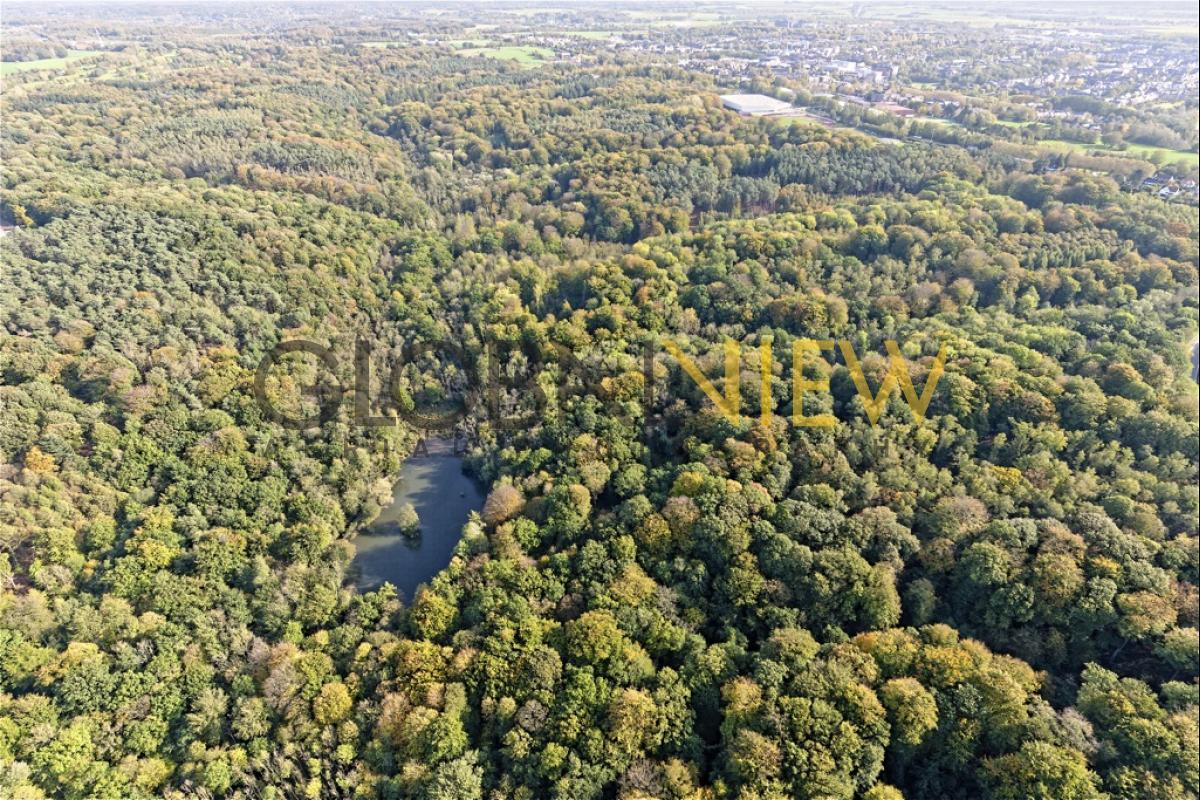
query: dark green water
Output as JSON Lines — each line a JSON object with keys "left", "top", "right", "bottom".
{"left": 349, "top": 454, "right": 484, "bottom": 599}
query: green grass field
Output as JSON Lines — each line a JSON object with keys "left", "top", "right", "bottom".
{"left": 767, "top": 115, "right": 824, "bottom": 128}
{"left": 766, "top": 112, "right": 871, "bottom": 140}
{"left": 626, "top": 10, "right": 724, "bottom": 28}
{"left": 459, "top": 46, "right": 551, "bottom": 67}
{"left": 1116, "top": 142, "right": 1200, "bottom": 166}
{"left": 912, "top": 116, "right": 961, "bottom": 128}
{"left": 1039, "top": 138, "right": 1199, "bottom": 168}
{"left": 0, "top": 50, "right": 103, "bottom": 75}
{"left": 935, "top": 117, "right": 1198, "bottom": 169}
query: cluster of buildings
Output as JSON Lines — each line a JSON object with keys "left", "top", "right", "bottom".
{"left": 1141, "top": 173, "right": 1200, "bottom": 202}
{"left": 394, "top": 7, "right": 1197, "bottom": 205}
{"left": 989, "top": 42, "right": 1198, "bottom": 109}
{"left": 553, "top": 14, "right": 1196, "bottom": 123}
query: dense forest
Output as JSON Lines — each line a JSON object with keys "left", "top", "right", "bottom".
{"left": 1, "top": 16, "right": 1198, "bottom": 800}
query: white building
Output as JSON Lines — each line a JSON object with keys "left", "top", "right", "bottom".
{"left": 720, "top": 93, "right": 793, "bottom": 116}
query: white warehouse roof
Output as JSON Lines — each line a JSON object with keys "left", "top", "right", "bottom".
{"left": 719, "top": 93, "right": 793, "bottom": 115}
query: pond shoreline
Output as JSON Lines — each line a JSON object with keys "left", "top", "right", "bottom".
{"left": 348, "top": 450, "right": 485, "bottom": 599}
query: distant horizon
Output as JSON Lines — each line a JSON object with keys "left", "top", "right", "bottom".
{"left": 2, "top": 0, "right": 1198, "bottom": 6}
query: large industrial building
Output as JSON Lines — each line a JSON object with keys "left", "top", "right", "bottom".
{"left": 719, "top": 93, "right": 793, "bottom": 116}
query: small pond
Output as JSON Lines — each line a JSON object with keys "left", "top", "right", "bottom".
{"left": 349, "top": 453, "right": 485, "bottom": 599}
